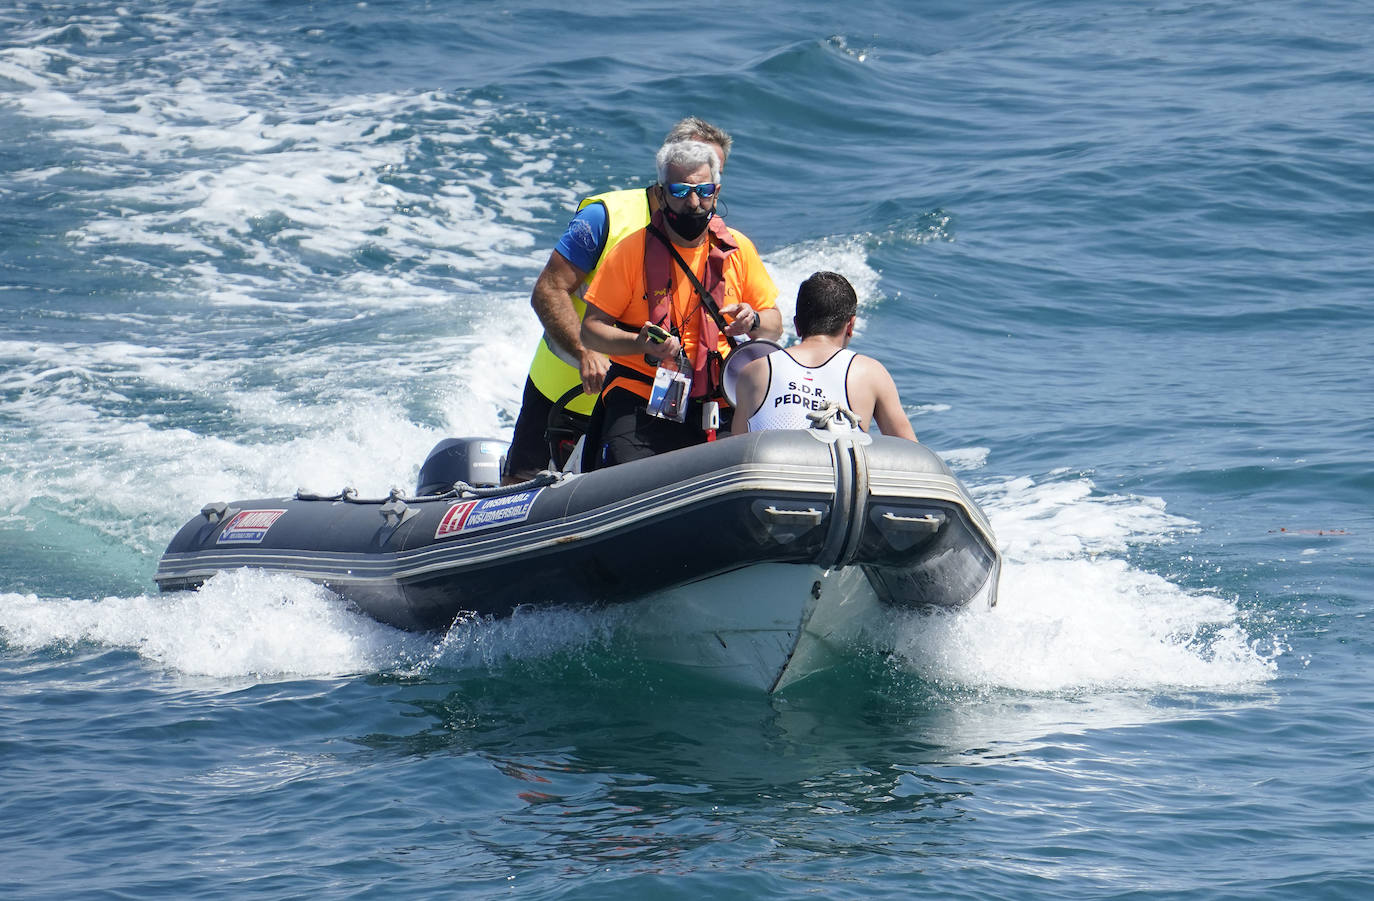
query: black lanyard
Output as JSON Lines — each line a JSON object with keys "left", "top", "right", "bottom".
{"left": 645, "top": 224, "right": 740, "bottom": 352}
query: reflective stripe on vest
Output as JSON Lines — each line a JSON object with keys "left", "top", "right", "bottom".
{"left": 527, "top": 187, "right": 652, "bottom": 414}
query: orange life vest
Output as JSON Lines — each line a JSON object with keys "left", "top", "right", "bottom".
{"left": 642, "top": 210, "right": 738, "bottom": 399}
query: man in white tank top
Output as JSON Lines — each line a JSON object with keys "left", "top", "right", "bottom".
{"left": 730, "top": 271, "right": 918, "bottom": 441}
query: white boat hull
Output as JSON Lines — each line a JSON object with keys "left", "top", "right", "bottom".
{"left": 618, "top": 563, "right": 886, "bottom": 692}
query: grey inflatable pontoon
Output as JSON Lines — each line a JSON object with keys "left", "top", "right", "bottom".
{"left": 156, "top": 430, "right": 1000, "bottom": 690}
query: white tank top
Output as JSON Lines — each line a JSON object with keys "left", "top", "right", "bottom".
{"left": 746, "top": 348, "right": 856, "bottom": 432}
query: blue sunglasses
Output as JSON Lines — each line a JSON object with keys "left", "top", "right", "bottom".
{"left": 664, "top": 181, "right": 718, "bottom": 199}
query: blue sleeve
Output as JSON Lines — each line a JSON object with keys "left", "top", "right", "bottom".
{"left": 552, "top": 201, "right": 609, "bottom": 273}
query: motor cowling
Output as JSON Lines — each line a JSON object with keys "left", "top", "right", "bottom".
{"left": 415, "top": 438, "right": 509, "bottom": 494}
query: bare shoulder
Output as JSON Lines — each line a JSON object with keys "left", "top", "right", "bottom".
{"left": 740, "top": 353, "right": 770, "bottom": 373}
{"left": 729, "top": 352, "right": 772, "bottom": 434}
{"left": 737, "top": 354, "right": 770, "bottom": 385}
{"left": 850, "top": 353, "right": 894, "bottom": 380}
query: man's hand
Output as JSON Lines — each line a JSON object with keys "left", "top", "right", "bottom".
{"left": 720, "top": 302, "right": 757, "bottom": 338}
{"left": 638, "top": 322, "right": 682, "bottom": 363}
{"left": 579, "top": 349, "right": 610, "bottom": 394}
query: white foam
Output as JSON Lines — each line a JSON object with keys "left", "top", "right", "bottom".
{"left": 0, "top": 572, "right": 627, "bottom": 684}
{"left": 0, "top": 328, "right": 536, "bottom": 556}
{"left": 938, "top": 445, "right": 989, "bottom": 471}
{"left": 0, "top": 570, "right": 428, "bottom": 680}
{"left": 5, "top": 16, "right": 559, "bottom": 310}
{"left": 417, "top": 606, "right": 618, "bottom": 674}
{"left": 59, "top": 101, "right": 550, "bottom": 298}
{"left": 0, "top": 467, "right": 1283, "bottom": 695}
{"left": 16, "top": 17, "right": 124, "bottom": 48}
{"left": 893, "top": 559, "right": 1277, "bottom": 693}
{"left": 975, "top": 472, "right": 1196, "bottom": 561}
{"left": 0, "top": 58, "right": 51, "bottom": 90}
{"left": 889, "top": 471, "right": 1280, "bottom": 693}
{"left": 763, "top": 235, "right": 882, "bottom": 341}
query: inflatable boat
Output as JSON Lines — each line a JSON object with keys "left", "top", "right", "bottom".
{"left": 156, "top": 429, "right": 1000, "bottom": 691}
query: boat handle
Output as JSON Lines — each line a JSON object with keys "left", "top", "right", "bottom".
{"left": 200, "top": 502, "right": 236, "bottom": 524}
{"left": 761, "top": 505, "right": 824, "bottom": 526}
{"left": 380, "top": 498, "right": 417, "bottom": 528}
{"left": 878, "top": 511, "right": 945, "bottom": 532}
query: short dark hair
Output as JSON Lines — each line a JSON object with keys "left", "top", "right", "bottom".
{"left": 794, "top": 271, "right": 857, "bottom": 337}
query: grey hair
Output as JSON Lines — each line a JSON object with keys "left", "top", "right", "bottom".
{"left": 655, "top": 140, "right": 721, "bottom": 186}
{"left": 663, "top": 117, "right": 732, "bottom": 165}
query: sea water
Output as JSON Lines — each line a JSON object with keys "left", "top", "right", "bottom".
{"left": 1, "top": 1, "right": 1371, "bottom": 898}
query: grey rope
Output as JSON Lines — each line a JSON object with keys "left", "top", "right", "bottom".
{"left": 806, "top": 401, "right": 862, "bottom": 432}
{"left": 294, "top": 470, "right": 562, "bottom": 505}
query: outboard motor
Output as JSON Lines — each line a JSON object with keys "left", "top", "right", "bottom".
{"left": 415, "top": 438, "right": 509, "bottom": 494}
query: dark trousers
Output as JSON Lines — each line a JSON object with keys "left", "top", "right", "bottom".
{"left": 504, "top": 377, "right": 555, "bottom": 482}
{"left": 586, "top": 386, "right": 732, "bottom": 470}
{"left": 504, "top": 378, "right": 591, "bottom": 482}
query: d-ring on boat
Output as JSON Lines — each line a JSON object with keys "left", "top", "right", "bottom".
{"left": 156, "top": 426, "right": 1000, "bottom": 692}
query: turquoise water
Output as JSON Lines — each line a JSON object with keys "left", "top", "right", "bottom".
{"left": 2, "top": 1, "right": 1371, "bottom": 897}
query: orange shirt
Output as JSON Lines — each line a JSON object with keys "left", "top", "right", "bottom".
{"left": 584, "top": 226, "right": 779, "bottom": 400}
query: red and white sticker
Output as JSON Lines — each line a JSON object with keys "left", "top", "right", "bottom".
{"left": 435, "top": 490, "right": 540, "bottom": 539}
{"left": 217, "top": 509, "right": 286, "bottom": 544}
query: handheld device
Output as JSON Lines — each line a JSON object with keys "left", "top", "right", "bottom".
{"left": 643, "top": 323, "right": 672, "bottom": 366}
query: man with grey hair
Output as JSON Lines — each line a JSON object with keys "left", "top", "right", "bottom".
{"left": 503, "top": 118, "right": 733, "bottom": 483}
{"left": 579, "top": 139, "right": 783, "bottom": 468}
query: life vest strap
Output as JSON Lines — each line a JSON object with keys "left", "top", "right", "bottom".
{"left": 642, "top": 213, "right": 739, "bottom": 399}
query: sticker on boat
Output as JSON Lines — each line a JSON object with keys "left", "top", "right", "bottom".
{"left": 435, "top": 490, "right": 540, "bottom": 539}
{"left": 217, "top": 509, "right": 287, "bottom": 544}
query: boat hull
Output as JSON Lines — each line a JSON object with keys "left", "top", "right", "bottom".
{"left": 617, "top": 563, "right": 886, "bottom": 692}
{"left": 156, "top": 431, "right": 1000, "bottom": 685}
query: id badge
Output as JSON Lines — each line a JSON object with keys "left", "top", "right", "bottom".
{"left": 646, "top": 364, "right": 690, "bottom": 423}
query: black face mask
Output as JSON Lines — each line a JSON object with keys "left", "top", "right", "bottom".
{"left": 664, "top": 205, "right": 714, "bottom": 241}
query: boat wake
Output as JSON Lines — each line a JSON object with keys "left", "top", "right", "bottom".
{"left": 1, "top": 464, "right": 1282, "bottom": 698}
{"left": 0, "top": 570, "right": 421, "bottom": 681}
{"left": 886, "top": 465, "right": 1282, "bottom": 693}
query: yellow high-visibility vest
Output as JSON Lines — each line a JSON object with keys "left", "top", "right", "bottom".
{"left": 527, "top": 187, "right": 652, "bottom": 414}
